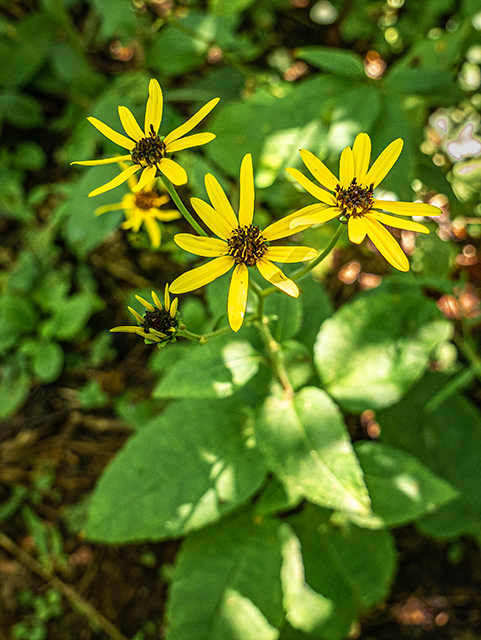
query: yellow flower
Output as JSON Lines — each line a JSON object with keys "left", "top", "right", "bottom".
{"left": 169, "top": 154, "right": 318, "bottom": 333}
{"left": 72, "top": 79, "right": 219, "bottom": 196}
{"left": 110, "top": 285, "right": 179, "bottom": 345}
{"left": 94, "top": 168, "right": 181, "bottom": 248}
{"left": 287, "top": 133, "right": 442, "bottom": 271}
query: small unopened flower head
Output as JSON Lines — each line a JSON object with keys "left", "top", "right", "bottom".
{"left": 110, "top": 285, "right": 179, "bottom": 347}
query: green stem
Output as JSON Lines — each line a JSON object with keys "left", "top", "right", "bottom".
{"left": 256, "top": 316, "right": 293, "bottom": 397}
{"left": 178, "top": 324, "right": 238, "bottom": 344}
{"left": 160, "top": 177, "right": 207, "bottom": 236}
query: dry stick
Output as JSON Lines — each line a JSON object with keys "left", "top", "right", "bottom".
{"left": 0, "top": 531, "right": 129, "bottom": 640}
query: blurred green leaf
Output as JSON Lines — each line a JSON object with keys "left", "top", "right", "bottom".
{"left": 32, "top": 341, "right": 64, "bottom": 383}
{"left": 255, "top": 387, "right": 373, "bottom": 524}
{"left": 264, "top": 291, "right": 303, "bottom": 343}
{"left": 209, "top": 0, "right": 256, "bottom": 15}
{"left": 355, "top": 440, "right": 458, "bottom": 526}
{"left": 13, "top": 142, "right": 46, "bottom": 170}
{"left": 0, "top": 14, "right": 51, "bottom": 87}
{"left": 166, "top": 510, "right": 283, "bottom": 640}
{"left": 1, "top": 294, "right": 38, "bottom": 335}
{"left": 86, "top": 398, "right": 267, "bottom": 542}
{"left": 315, "top": 292, "right": 453, "bottom": 412}
{"left": 0, "top": 90, "right": 43, "bottom": 127}
{"left": 296, "top": 46, "right": 365, "bottom": 79}
{"left": 91, "top": 0, "right": 137, "bottom": 39}
{"left": 153, "top": 336, "right": 262, "bottom": 399}
{"left": 378, "top": 373, "right": 481, "bottom": 538}
{"left": 48, "top": 292, "right": 98, "bottom": 341}
{"left": 0, "top": 361, "right": 31, "bottom": 419}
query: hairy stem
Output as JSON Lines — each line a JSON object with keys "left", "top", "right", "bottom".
{"left": 160, "top": 177, "right": 207, "bottom": 236}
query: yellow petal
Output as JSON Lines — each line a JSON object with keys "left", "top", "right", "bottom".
{"left": 191, "top": 197, "right": 233, "bottom": 240}
{"left": 228, "top": 263, "right": 249, "bottom": 333}
{"left": 153, "top": 208, "right": 182, "bottom": 222}
{"left": 165, "top": 132, "right": 216, "bottom": 154}
{"left": 71, "top": 154, "right": 132, "bottom": 166}
{"left": 263, "top": 246, "right": 318, "bottom": 263}
{"left": 174, "top": 233, "right": 228, "bottom": 257}
{"left": 135, "top": 295, "right": 155, "bottom": 311}
{"left": 133, "top": 165, "right": 157, "bottom": 192}
{"left": 158, "top": 158, "right": 187, "bottom": 185}
{"left": 164, "top": 283, "right": 170, "bottom": 310}
{"left": 205, "top": 173, "right": 238, "bottom": 229}
{"left": 152, "top": 291, "right": 163, "bottom": 310}
{"left": 363, "top": 216, "right": 409, "bottom": 271}
{"left": 339, "top": 146, "right": 354, "bottom": 188}
{"left": 289, "top": 206, "right": 339, "bottom": 229}
{"left": 347, "top": 216, "right": 367, "bottom": 244}
{"left": 170, "top": 297, "right": 179, "bottom": 318}
{"left": 285, "top": 167, "right": 335, "bottom": 205}
{"left": 163, "top": 98, "right": 220, "bottom": 146}
{"left": 127, "top": 307, "right": 144, "bottom": 324}
{"left": 299, "top": 149, "right": 338, "bottom": 192}
{"left": 372, "top": 200, "right": 442, "bottom": 217}
{"left": 364, "top": 138, "right": 403, "bottom": 188}
{"left": 87, "top": 117, "right": 135, "bottom": 150}
{"left": 145, "top": 79, "right": 163, "bottom": 136}
{"left": 352, "top": 133, "right": 371, "bottom": 185}
{"left": 118, "top": 106, "right": 144, "bottom": 142}
{"left": 94, "top": 203, "right": 124, "bottom": 216}
{"left": 369, "top": 211, "right": 430, "bottom": 234}
{"left": 110, "top": 326, "right": 143, "bottom": 334}
{"left": 88, "top": 164, "right": 140, "bottom": 197}
{"left": 257, "top": 259, "right": 299, "bottom": 297}
{"left": 239, "top": 153, "right": 255, "bottom": 227}
{"left": 144, "top": 216, "right": 161, "bottom": 248}
{"left": 169, "top": 256, "right": 234, "bottom": 294}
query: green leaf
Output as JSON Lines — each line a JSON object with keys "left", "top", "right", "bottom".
{"left": 255, "top": 387, "right": 373, "bottom": 523}
{"left": 0, "top": 295, "right": 38, "bottom": 335}
{"left": 314, "top": 292, "right": 452, "bottom": 412}
{"left": 378, "top": 373, "right": 481, "bottom": 538}
{"left": 295, "top": 46, "right": 365, "bottom": 79}
{"left": 49, "top": 293, "right": 97, "bottom": 341}
{"left": 153, "top": 337, "right": 261, "bottom": 399}
{"left": 280, "top": 524, "right": 333, "bottom": 635}
{"left": 0, "top": 15, "right": 51, "bottom": 87}
{"left": 297, "top": 276, "right": 334, "bottom": 350}
{"left": 264, "top": 292, "right": 303, "bottom": 343}
{"left": 0, "top": 362, "right": 31, "bottom": 419}
{"left": 355, "top": 441, "right": 458, "bottom": 526}
{"left": 289, "top": 504, "right": 396, "bottom": 613}
{"left": 166, "top": 510, "right": 284, "bottom": 640}
{"left": 32, "top": 341, "right": 64, "bottom": 384}
{"left": 0, "top": 90, "right": 43, "bottom": 127}
{"left": 86, "top": 398, "right": 267, "bottom": 542}
{"left": 384, "top": 67, "right": 456, "bottom": 95}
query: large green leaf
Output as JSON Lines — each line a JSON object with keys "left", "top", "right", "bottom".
{"left": 153, "top": 337, "right": 261, "bottom": 399}
{"left": 286, "top": 504, "right": 396, "bottom": 639}
{"left": 378, "top": 373, "right": 481, "bottom": 538}
{"left": 314, "top": 292, "right": 452, "bottom": 412}
{"left": 86, "top": 398, "right": 266, "bottom": 542}
{"left": 166, "top": 510, "right": 284, "bottom": 640}
{"left": 0, "top": 15, "right": 51, "bottom": 87}
{"left": 255, "top": 387, "right": 373, "bottom": 523}
{"left": 289, "top": 504, "right": 396, "bottom": 611}
{"left": 355, "top": 441, "right": 458, "bottom": 526}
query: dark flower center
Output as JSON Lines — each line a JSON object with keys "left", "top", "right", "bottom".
{"left": 135, "top": 191, "right": 157, "bottom": 210}
{"left": 131, "top": 124, "right": 166, "bottom": 166}
{"left": 336, "top": 178, "right": 374, "bottom": 217}
{"left": 142, "top": 309, "right": 176, "bottom": 335}
{"left": 227, "top": 225, "right": 268, "bottom": 267}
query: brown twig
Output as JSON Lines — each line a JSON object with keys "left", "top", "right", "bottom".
{"left": 0, "top": 531, "right": 130, "bottom": 640}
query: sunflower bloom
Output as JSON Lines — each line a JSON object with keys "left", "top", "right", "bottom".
{"left": 287, "top": 133, "right": 442, "bottom": 271}
{"left": 169, "top": 154, "right": 318, "bottom": 332}
{"left": 94, "top": 168, "right": 181, "bottom": 248}
{"left": 72, "top": 79, "right": 219, "bottom": 196}
{"left": 110, "top": 285, "right": 179, "bottom": 346}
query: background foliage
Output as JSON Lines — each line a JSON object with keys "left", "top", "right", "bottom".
{"left": 1, "top": 0, "right": 481, "bottom": 639}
